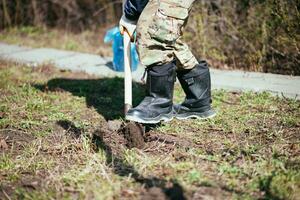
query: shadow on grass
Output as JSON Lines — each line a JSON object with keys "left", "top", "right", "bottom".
{"left": 36, "top": 76, "right": 187, "bottom": 199}
{"left": 57, "top": 119, "right": 187, "bottom": 200}
{"left": 34, "top": 77, "right": 145, "bottom": 120}
{"left": 92, "top": 133, "right": 186, "bottom": 200}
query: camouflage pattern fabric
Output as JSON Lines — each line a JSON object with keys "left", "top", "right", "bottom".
{"left": 136, "top": 0, "right": 198, "bottom": 69}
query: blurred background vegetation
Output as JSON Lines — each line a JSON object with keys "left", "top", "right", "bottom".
{"left": 0, "top": 0, "right": 299, "bottom": 75}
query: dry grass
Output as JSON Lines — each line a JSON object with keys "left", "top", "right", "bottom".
{"left": 0, "top": 26, "right": 113, "bottom": 57}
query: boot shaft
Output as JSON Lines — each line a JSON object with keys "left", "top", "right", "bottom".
{"left": 146, "top": 62, "right": 176, "bottom": 100}
{"left": 125, "top": 61, "right": 176, "bottom": 124}
{"left": 177, "top": 61, "right": 212, "bottom": 108}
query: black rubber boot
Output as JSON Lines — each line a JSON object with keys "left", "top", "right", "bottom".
{"left": 126, "top": 62, "right": 176, "bottom": 124}
{"left": 175, "top": 61, "right": 216, "bottom": 120}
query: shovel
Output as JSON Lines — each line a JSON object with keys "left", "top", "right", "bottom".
{"left": 123, "top": 30, "right": 133, "bottom": 114}
{"left": 122, "top": 0, "right": 132, "bottom": 114}
{"left": 122, "top": 30, "right": 146, "bottom": 149}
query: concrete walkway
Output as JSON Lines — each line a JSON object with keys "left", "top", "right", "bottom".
{"left": 1, "top": 42, "right": 299, "bottom": 100}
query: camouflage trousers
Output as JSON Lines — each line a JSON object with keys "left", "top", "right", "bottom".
{"left": 136, "top": 0, "right": 198, "bottom": 69}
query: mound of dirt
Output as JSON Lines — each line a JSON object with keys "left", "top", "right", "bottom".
{"left": 120, "top": 122, "right": 145, "bottom": 149}
{"left": 94, "top": 120, "right": 195, "bottom": 155}
{"left": 94, "top": 120, "right": 146, "bottom": 150}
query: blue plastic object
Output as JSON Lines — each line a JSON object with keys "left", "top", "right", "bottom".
{"left": 104, "top": 27, "right": 139, "bottom": 72}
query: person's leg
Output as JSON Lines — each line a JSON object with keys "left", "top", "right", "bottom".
{"left": 126, "top": 0, "right": 215, "bottom": 123}
{"left": 173, "top": 36, "right": 216, "bottom": 119}
{"left": 136, "top": 0, "right": 197, "bottom": 67}
{"left": 125, "top": 61, "right": 176, "bottom": 124}
{"left": 160, "top": 1, "right": 215, "bottom": 120}
{"left": 175, "top": 60, "right": 216, "bottom": 120}
{"left": 126, "top": 0, "right": 178, "bottom": 124}
{"left": 135, "top": 0, "right": 175, "bottom": 67}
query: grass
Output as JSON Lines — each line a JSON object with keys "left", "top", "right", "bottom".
{"left": 0, "top": 61, "right": 299, "bottom": 200}
{"left": 0, "top": 26, "right": 112, "bottom": 57}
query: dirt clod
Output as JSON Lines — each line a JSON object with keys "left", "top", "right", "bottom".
{"left": 192, "top": 187, "right": 231, "bottom": 200}
{"left": 141, "top": 187, "right": 168, "bottom": 200}
{"left": 121, "top": 122, "right": 145, "bottom": 149}
{"left": 107, "top": 120, "right": 123, "bottom": 132}
{"left": 0, "top": 139, "right": 8, "bottom": 150}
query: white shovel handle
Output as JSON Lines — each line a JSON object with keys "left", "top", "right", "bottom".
{"left": 124, "top": 31, "right": 132, "bottom": 114}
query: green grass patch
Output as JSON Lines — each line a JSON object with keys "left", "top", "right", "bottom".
{"left": 0, "top": 62, "right": 299, "bottom": 199}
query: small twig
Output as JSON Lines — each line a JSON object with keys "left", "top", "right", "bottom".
{"left": 293, "top": 94, "right": 298, "bottom": 101}
{"left": 1, "top": 189, "right": 11, "bottom": 200}
{"left": 27, "top": 139, "right": 42, "bottom": 167}
{"left": 281, "top": 92, "right": 289, "bottom": 101}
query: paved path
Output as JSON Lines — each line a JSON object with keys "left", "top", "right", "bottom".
{"left": 1, "top": 42, "right": 299, "bottom": 99}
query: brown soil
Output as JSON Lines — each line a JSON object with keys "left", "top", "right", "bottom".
{"left": 141, "top": 187, "right": 168, "bottom": 200}
{"left": 0, "top": 129, "right": 35, "bottom": 154}
{"left": 0, "top": 117, "right": 204, "bottom": 200}
{"left": 99, "top": 120, "right": 195, "bottom": 154}
{"left": 120, "top": 122, "right": 145, "bottom": 149}
{"left": 95, "top": 119, "right": 194, "bottom": 152}
{"left": 192, "top": 187, "right": 231, "bottom": 200}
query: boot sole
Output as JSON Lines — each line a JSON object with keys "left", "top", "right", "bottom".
{"left": 126, "top": 111, "right": 174, "bottom": 124}
{"left": 176, "top": 110, "right": 217, "bottom": 120}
